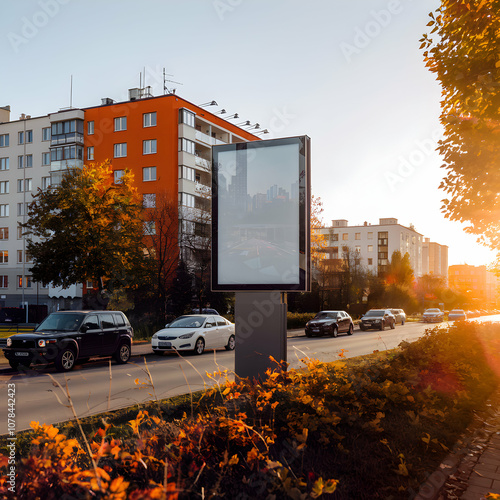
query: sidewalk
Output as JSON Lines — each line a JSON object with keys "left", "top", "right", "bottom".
{"left": 416, "top": 389, "right": 500, "bottom": 499}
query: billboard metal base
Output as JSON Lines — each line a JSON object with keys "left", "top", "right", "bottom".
{"left": 234, "top": 291, "right": 287, "bottom": 380}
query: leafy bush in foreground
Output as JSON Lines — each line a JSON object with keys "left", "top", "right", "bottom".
{"left": 1, "top": 321, "right": 499, "bottom": 499}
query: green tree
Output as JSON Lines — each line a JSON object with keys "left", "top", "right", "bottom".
{"left": 421, "top": 1, "right": 500, "bottom": 254}
{"left": 386, "top": 251, "right": 414, "bottom": 287}
{"left": 23, "top": 161, "right": 145, "bottom": 294}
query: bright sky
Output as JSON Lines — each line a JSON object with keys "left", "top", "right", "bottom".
{"left": 1, "top": 0, "right": 495, "bottom": 267}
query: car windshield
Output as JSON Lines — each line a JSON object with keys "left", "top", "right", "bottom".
{"left": 314, "top": 312, "right": 338, "bottom": 320}
{"left": 425, "top": 309, "right": 441, "bottom": 313}
{"left": 450, "top": 309, "right": 463, "bottom": 313}
{"left": 365, "top": 311, "right": 384, "bottom": 317}
{"left": 167, "top": 316, "right": 205, "bottom": 328}
{"left": 35, "top": 313, "right": 86, "bottom": 333}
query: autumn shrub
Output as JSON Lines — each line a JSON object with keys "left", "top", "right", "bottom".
{"left": 1, "top": 321, "right": 499, "bottom": 499}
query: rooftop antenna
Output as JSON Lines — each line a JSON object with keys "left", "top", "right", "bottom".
{"left": 163, "top": 68, "right": 182, "bottom": 95}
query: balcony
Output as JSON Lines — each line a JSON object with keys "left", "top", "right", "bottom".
{"left": 195, "top": 182, "right": 211, "bottom": 196}
{"left": 195, "top": 156, "right": 211, "bottom": 171}
{"left": 195, "top": 130, "right": 225, "bottom": 146}
{"left": 50, "top": 132, "right": 84, "bottom": 146}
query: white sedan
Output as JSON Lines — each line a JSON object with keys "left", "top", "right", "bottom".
{"left": 152, "top": 315, "right": 235, "bottom": 355}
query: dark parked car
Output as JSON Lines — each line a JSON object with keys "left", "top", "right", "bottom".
{"left": 305, "top": 310, "right": 354, "bottom": 338}
{"left": 3, "top": 310, "right": 133, "bottom": 372}
{"left": 359, "top": 309, "right": 396, "bottom": 331}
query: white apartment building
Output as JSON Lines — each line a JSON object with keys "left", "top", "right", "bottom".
{"left": 422, "top": 238, "right": 449, "bottom": 282}
{"left": 318, "top": 218, "right": 424, "bottom": 277}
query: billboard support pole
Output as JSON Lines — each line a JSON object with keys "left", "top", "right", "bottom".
{"left": 234, "top": 291, "right": 287, "bottom": 380}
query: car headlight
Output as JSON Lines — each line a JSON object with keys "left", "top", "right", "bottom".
{"left": 6, "top": 337, "right": 11, "bottom": 347}
{"left": 179, "top": 332, "right": 195, "bottom": 339}
{"left": 37, "top": 339, "right": 56, "bottom": 347}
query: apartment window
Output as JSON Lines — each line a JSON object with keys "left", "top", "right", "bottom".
{"left": 0, "top": 251, "right": 8, "bottom": 263}
{"left": 331, "top": 234, "right": 339, "bottom": 242}
{"left": 42, "top": 152, "right": 50, "bottom": 165}
{"left": 144, "top": 221, "right": 156, "bottom": 235}
{"left": 0, "top": 276, "right": 8, "bottom": 288}
{"left": 0, "top": 134, "right": 9, "bottom": 147}
{"left": 114, "top": 170, "right": 124, "bottom": 184}
{"left": 25, "top": 130, "right": 33, "bottom": 143}
{"left": 0, "top": 228, "right": 8, "bottom": 239}
{"left": 0, "top": 158, "right": 8, "bottom": 171}
{"left": 17, "top": 203, "right": 29, "bottom": 216}
{"left": 342, "top": 233, "right": 348, "bottom": 241}
{"left": 17, "top": 225, "right": 23, "bottom": 239}
{"left": 0, "top": 181, "right": 8, "bottom": 194}
{"left": 179, "top": 109, "right": 195, "bottom": 127}
{"left": 180, "top": 193, "right": 195, "bottom": 208}
{"left": 18, "top": 156, "right": 23, "bottom": 169}
{"left": 50, "top": 146, "right": 83, "bottom": 161}
{"left": 355, "top": 233, "right": 361, "bottom": 240}
{"left": 87, "top": 146, "right": 94, "bottom": 160}
{"left": 179, "top": 138, "right": 195, "bottom": 154}
{"left": 355, "top": 246, "right": 361, "bottom": 253}
{"left": 26, "top": 154, "right": 32, "bottom": 168}
{"left": 41, "top": 176, "right": 51, "bottom": 190}
{"left": 87, "top": 121, "right": 94, "bottom": 135}
{"left": 17, "top": 276, "right": 32, "bottom": 288}
{"left": 179, "top": 165, "right": 195, "bottom": 181}
{"left": 42, "top": 127, "right": 51, "bottom": 141}
{"left": 143, "top": 193, "right": 156, "bottom": 208}
{"left": 18, "top": 131, "right": 24, "bottom": 144}
{"left": 143, "top": 112, "right": 156, "bottom": 127}
{"left": 368, "top": 245, "right": 373, "bottom": 252}
{"left": 143, "top": 139, "right": 157, "bottom": 155}
{"left": 0, "top": 205, "right": 9, "bottom": 217}
{"left": 114, "top": 143, "right": 127, "bottom": 158}
{"left": 17, "top": 250, "right": 23, "bottom": 263}
{"left": 143, "top": 166, "right": 156, "bottom": 181}
{"left": 368, "top": 258, "right": 373, "bottom": 266}
{"left": 368, "top": 232, "right": 373, "bottom": 239}
{"left": 114, "top": 116, "right": 127, "bottom": 131}
{"left": 17, "top": 179, "right": 32, "bottom": 192}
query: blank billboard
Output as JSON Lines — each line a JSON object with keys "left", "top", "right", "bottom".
{"left": 212, "top": 136, "right": 310, "bottom": 291}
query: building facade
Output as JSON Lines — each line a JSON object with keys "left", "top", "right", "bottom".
{"left": 0, "top": 92, "right": 259, "bottom": 313}
{"left": 422, "top": 238, "right": 449, "bottom": 282}
{"left": 448, "top": 264, "right": 500, "bottom": 307}
{"left": 318, "top": 218, "right": 427, "bottom": 278}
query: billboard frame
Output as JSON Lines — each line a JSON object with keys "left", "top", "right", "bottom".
{"left": 211, "top": 135, "right": 311, "bottom": 292}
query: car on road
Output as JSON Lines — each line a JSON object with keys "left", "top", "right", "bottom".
{"left": 305, "top": 310, "right": 354, "bottom": 338}
{"left": 152, "top": 314, "right": 235, "bottom": 355}
{"left": 448, "top": 309, "right": 467, "bottom": 321}
{"left": 359, "top": 309, "right": 396, "bottom": 331}
{"left": 3, "top": 310, "right": 134, "bottom": 372}
{"left": 422, "top": 308, "right": 444, "bottom": 323}
{"left": 390, "top": 308, "right": 406, "bottom": 325}
{"left": 191, "top": 308, "right": 220, "bottom": 315}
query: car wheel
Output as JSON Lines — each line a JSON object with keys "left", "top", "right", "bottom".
{"left": 55, "top": 347, "right": 76, "bottom": 372}
{"left": 193, "top": 337, "right": 205, "bottom": 355}
{"left": 390, "top": 321, "right": 395, "bottom": 329}
{"left": 331, "top": 326, "right": 338, "bottom": 338}
{"left": 379, "top": 322, "right": 384, "bottom": 331}
{"left": 359, "top": 325, "right": 366, "bottom": 331}
{"left": 225, "top": 335, "right": 236, "bottom": 351}
{"left": 348, "top": 324, "right": 354, "bottom": 335}
{"left": 114, "top": 343, "right": 131, "bottom": 364}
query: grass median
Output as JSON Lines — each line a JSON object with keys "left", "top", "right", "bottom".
{"left": 1, "top": 321, "right": 500, "bottom": 499}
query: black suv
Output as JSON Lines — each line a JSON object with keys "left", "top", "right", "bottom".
{"left": 3, "top": 310, "right": 133, "bottom": 372}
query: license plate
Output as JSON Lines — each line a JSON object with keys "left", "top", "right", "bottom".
{"left": 312, "top": 328, "right": 319, "bottom": 332}
{"left": 159, "top": 341, "right": 171, "bottom": 347}
{"left": 15, "top": 352, "right": 29, "bottom": 357}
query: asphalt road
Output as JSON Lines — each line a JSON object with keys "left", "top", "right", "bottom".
{"left": 1, "top": 317, "right": 499, "bottom": 433}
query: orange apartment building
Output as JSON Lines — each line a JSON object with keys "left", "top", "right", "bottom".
{"left": 83, "top": 91, "right": 259, "bottom": 258}
{"left": 448, "top": 264, "right": 500, "bottom": 307}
